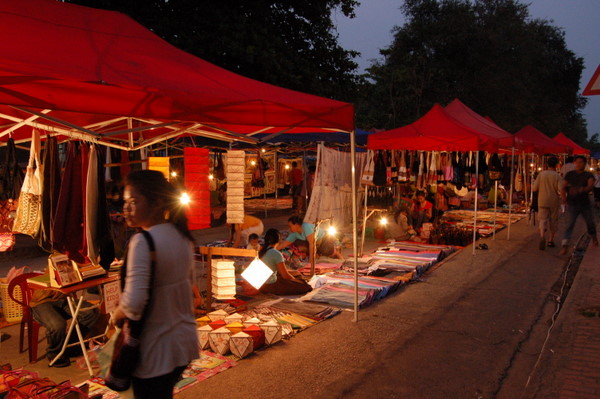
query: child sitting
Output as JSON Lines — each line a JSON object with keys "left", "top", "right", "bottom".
{"left": 246, "top": 233, "right": 262, "bottom": 251}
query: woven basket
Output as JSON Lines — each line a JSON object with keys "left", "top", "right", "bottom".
{"left": 0, "top": 278, "right": 23, "bottom": 323}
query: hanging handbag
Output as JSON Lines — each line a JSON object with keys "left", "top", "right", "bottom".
{"left": 13, "top": 130, "right": 42, "bottom": 237}
{"left": 373, "top": 151, "right": 387, "bottom": 187}
{"left": 360, "top": 150, "right": 375, "bottom": 185}
{"left": 105, "top": 230, "right": 156, "bottom": 392}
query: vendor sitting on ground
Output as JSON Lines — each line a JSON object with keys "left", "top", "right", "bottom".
{"left": 487, "top": 185, "right": 507, "bottom": 207}
{"left": 259, "top": 229, "right": 312, "bottom": 295}
{"left": 31, "top": 288, "right": 100, "bottom": 368}
{"left": 276, "top": 216, "right": 343, "bottom": 263}
{"left": 228, "top": 214, "right": 264, "bottom": 248}
{"left": 410, "top": 191, "right": 433, "bottom": 230}
{"left": 389, "top": 207, "right": 417, "bottom": 241}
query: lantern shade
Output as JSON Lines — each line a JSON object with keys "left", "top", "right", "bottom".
{"left": 209, "top": 327, "right": 232, "bottom": 355}
{"left": 243, "top": 325, "right": 265, "bottom": 349}
{"left": 224, "top": 312, "right": 244, "bottom": 325}
{"left": 197, "top": 325, "right": 213, "bottom": 350}
{"left": 260, "top": 320, "right": 282, "bottom": 345}
{"left": 207, "top": 309, "right": 228, "bottom": 322}
{"left": 209, "top": 320, "right": 226, "bottom": 330}
{"left": 196, "top": 316, "right": 211, "bottom": 327}
{"left": 212, "top": 260, "right": 236, "bottom": 300}
{"left": 230, "top": 332, "right": 254, "bottom": 359}
{"left": 241, "top": 258, "right": 274, "bottom": 289}
{"left": 226, "top": 322, "right": 244, "bottom": 335}
{"left": 242, "top": 317, "right": 262, "bottom": 327}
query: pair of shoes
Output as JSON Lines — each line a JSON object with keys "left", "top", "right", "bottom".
{"left": 539, "top": 238, "right": 546, "bottom": 250}
{"left": 476, "top": 243, "right": 488, "bottom": 250}
{"left": 48, "top": 354, "right": 70, "bottom": 368}
{"left": 559, "top": 245, "right": 569, "bottom": 257}
{"left": 547, "top": 241, "right": 556, "bottom": 248}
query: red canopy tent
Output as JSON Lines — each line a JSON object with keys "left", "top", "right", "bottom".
{"left": 514, "top": 125, "right": 570, "bottom": 155}
{"left": 552, "top": 132, "right": 590, "bottom": 155}
{"left": 0, "top": 0, "right": 354, "bottom": 150}
{"left": 367, "top": 104, "right": 498, "bottom": 151}
{"left": 444, "top": 99, "right": 516, "bottom": 149}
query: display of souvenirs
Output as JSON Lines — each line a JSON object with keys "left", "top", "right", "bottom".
{"left": 196, "top": 325, "right": 213, "bottom": 350}
{"left": 207, "top": 308, "right": 228, "bottom": 322}
{"left": 209, "top": 320, "right": 226, "bottom": 330}
{"left": 230, "top": 332, "right": 254, "bottom": 359}
{"left": 209, "top": 327, "right": 232, "bottom": 355}
{"left": 260, "top": 320, "right": 282, "bottom": 345}
{"left": 196, "top": 316, "right": 211, "bottom": 327}
{"left": 243, "top": 325, "right": 265, "bottom": 350}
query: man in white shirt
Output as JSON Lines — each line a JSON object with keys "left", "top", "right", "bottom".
{"left": 559, "top": 156, "right": 575, "bottom": 177}
{"left": 533, "top": 157, "right": 562, "bottom": 250}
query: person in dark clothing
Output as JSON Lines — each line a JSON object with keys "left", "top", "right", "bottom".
{"left": 559, "top": 155, "right": 598, "bottom": 255}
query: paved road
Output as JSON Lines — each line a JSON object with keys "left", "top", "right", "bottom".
{"left": 179, "top": 217, "right": 588, "bottom": 399}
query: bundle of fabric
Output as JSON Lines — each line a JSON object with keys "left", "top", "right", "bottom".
{"left": 302, "top": 272, "right": 404, "bottom": 308}
{"left": 268, "top": 298, "right": 341, "bottom": 320}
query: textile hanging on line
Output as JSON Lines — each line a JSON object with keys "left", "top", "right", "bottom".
{"left": 184, "top": 147, "right": 211, "bottom": 230}
{"left": 38, "top": 137, "right": 61, "bottom": 252}
{"left": 226, "top": 150, "right": 245, "bottom": 224}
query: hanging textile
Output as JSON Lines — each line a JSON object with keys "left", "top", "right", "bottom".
{"left": 226, "top": 150, "right": 245, "bottom": 224}
{"left": 184, "top": 147, "right": 211, "bottom": 230}
{"left": 13, "top": 130, "right": 42, "bottom": 237}
{"left": 94, "top": 146, "right": 115, "bottom": 270}
{"left": 360, "top": 150, "right": 375, "bottom": 186}
{"left": 372, "top": 151, "right": 387, "bottom": 187}
{"left": 38, "top": 137, "right": 61, "bottom": 251}
{"left": 305, "top": 144, "right": 367, "bottom": 226}
{"left": 52, "top": 142, "right": 88, "bottom": 263}
{"left": 0, "top": 138, "right": 23, "bottom": 251}
{"left": 85, "top": 145, "right": 99, "bottom": 264}
{"left": 148, "top": 156, "right": 170, "bottom": 179}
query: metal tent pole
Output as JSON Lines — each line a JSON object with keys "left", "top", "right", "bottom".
{"left": 507, "top": 147, "right": 515, "bottom": 240}
{"left": 493, "top": 180, "right": 498, "bottom": 240}
{"left": 472, "top": 151, "right": 479, "bottom": 255}
{"left": 350, "top": 130, "right": 359, "bottom": 322}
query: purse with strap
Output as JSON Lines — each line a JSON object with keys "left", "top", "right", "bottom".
{"left": 0, "top": 138, "right": 23, "bottom": 237}
{"left": 105, "top": 230, "right": 156, "bottom": 392}
{"left": 13, "top": 129, "right": 43, "bottom": 237}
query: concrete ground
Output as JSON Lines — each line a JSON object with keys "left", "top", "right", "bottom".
{"left": 0, "top": 209, "right": 598, "bottom": 399}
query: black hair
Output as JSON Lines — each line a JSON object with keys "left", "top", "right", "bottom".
{"left": 248, "top": 233, "right": 259, "bottom": 241}
{"left": 574, "top": 155, "right": 587, "bottom": 163}
{"left": 125, "top": 170, "right": 194, "bottom": 242}
{"left": 259, "top": 228, "right": 280, "bottom": 258}
{"left": 547, "top": 156, "right": 559, "bottom": 168}
{"left": 566, "top": 156, "right": 575, "bottom": 163}
{"left": 292, "top": 161, "right": 298, "bottom": 167}
{"left": 415, "top": 190, "right": 426, "bottom": 198}
{"left": 288, "top": 215, "right": 303, "bottom": 226}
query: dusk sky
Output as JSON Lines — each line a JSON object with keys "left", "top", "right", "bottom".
{"left": 335, "top": 0, "right": 600, "bottom": 139}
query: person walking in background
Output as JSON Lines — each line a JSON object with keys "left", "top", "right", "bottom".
{"left": 112, "top": 170, "right": 198, "bottom": 399}
{"left": 290, "top": 161, "right": 303, "bottom": 212}
{"left": 532, "top": 156, "right": 562, "bottom": 250}
{"left": 559, "top": 156, "right": 599, "bottom": 256}
{"left": 560, "top": 156, "right": 575, "bottom": 177}
{"left": 594, "top": 167, "right": 600, "bottom": 209}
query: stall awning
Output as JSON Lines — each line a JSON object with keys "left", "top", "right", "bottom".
{"left": 0, "top": 0, "right": 354, "bottom": 149}
{"left": 553, "top": 132, "right": 590, "bottom": 155}
{"left": 367, "top": 104, "right": 496, "bottom": 152}
{"left": 514, "top": 125, "right": 570, "bottom": 155}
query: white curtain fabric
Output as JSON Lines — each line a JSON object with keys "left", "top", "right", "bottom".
{"left": 305, "top": 144, "right": 366, "bottom": 226}
{"left": 226, "top": 150, "right": 245, "bottom": 224}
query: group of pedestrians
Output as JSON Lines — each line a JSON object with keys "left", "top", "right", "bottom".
{"left": 533, "top": 155, "right": 598, "bottom": 255}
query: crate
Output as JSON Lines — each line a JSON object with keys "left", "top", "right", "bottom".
{"left": 0, "top": 278, "right": 23, "bottom": 323}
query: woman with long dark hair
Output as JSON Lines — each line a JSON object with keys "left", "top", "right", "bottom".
{"left": 112, "top": 170, "right": 198, "bottom": 399}
{"left": 259, "top": 228, "right": 312, "bottom": 295}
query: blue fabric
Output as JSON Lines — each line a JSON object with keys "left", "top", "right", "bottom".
{"left": 260, "top": 247, "right": 284, "bottom": 284}
{"left": 562, "top": 202, "right": 597, "bottom": 243}
{"left": 286, "top": 222, "right": 324, "bottom": 242}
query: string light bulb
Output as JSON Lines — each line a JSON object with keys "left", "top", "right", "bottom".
{"left": 327, "top": 226, "right": 337, "bottom": 236}
{"left": 380, "top": 217, "right": 388, "bottom": 226}
{"left": 209, "top": 174, "right": 214, "bottom": 180}
{"left": 251, "top": 160, "right": 256, "bottom": 166}
{"left": 179, "top": 192, "right": 191, "bottom": 205}
{"left": 285, "top": 164, "right": 290, "bottom": 170}
{"left": 171, "top": 171, "right": 177, "bottom": 177}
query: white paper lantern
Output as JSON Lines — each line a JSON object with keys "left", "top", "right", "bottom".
{"left": 241, "top": 258, "right": 274, "bottom": 289}
{"left": 209, "top": 327, "right": 232, "bottom": 355}
{"left": 230, "top": 332, "right": 254, "bottom": 359}
{"left": 207, "top": 309, "right": 229, "bottom": 322}
{"left": 260, "top": 320, "right": 282, "bottom": 345}
{"left": 197, "top": 325, "right": 213, "bottom": 350}
{"left": 224, "top": 312, "right": 244, "bottom": 325}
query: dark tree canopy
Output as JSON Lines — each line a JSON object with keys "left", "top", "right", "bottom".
{"left": 360, "top": 0, "right": 589, "bottom": 145}
{"left": 64, "top": 0, "right": 360, "bottom": 102}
